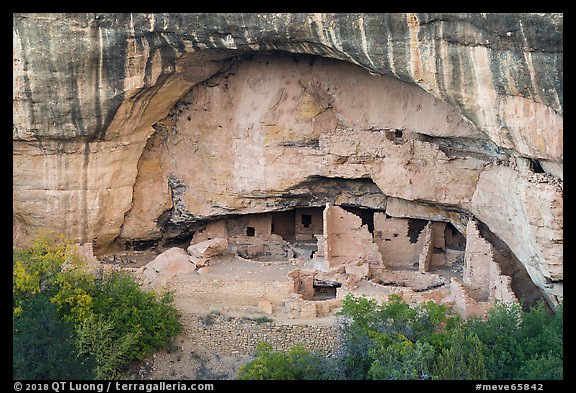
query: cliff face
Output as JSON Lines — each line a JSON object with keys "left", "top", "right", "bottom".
{"left": 13, "top": 13, "right": 562, "bottom": 304}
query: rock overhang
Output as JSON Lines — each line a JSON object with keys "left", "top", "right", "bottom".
{"left": 13, "top": 13, "right": 563, "bottom": 308}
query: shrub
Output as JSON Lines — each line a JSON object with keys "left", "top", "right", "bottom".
{"left": 236, "top": 343, "right": 336, "bottom": 380}
{"left": 432, "top": 326, "right": 487, "bottom": 380}
{"left": 466, "top": 301, "right": 563, "bottom": 380}
{"left": 13, "top": 293, "right": 95, "bottom": 380}
{"left": 367, "top": 340, "right": 435, "bottom": 380}
{"left": 75, "top": 313, "right": 140, "bottom": 379}
{"left": 89, "top": 271, "right": 182, "bottom": 360}
{"left": 336, "top": 294, "right": 460, "bottom": 380}
{"left": 13, "top": 237, "right": 183, "bottom": 378}
{"left": 244, "top": 315, "right": 274, "bottom": 324}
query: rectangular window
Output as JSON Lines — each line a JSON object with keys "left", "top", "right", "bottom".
{"left": 302, "top": 214, "right": 312, "bottom": 228}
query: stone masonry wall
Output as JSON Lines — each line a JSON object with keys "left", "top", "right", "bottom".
{"left": 450, "top": 277, "right": 491, "bottom": 319}
{"left": 182, "top": 313, "right": 341, "bottom": 357}
{"left": 430, "top": 222, "right": 447, "bottom": 268}
{"left": 490, "top": 260, "right": 518, "bottom": 304}
{"left": 463, "top": 219, "right": 493, "bottom": 298}
{"left": 418, "top": 222, "right": 433, "bottom": 273}
{"left": 295, "top": 208, "right": 323, "bottom": 241}
{"left": 373, "top": 213, "right": 425, "bottom": 268}
{"left": 324, "top": 204, "right": 383, "bottom": 274}
{"left": 192, "top": 214, "right": 274, "bottom": 244}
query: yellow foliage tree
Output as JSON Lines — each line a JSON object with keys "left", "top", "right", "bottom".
{"left": 13, "top": 236, "right": 93, "bottom": 322}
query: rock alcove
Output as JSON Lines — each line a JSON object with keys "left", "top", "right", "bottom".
{"left": 113, "top": 52, "right": 549, "bottom": 315}
{"left": 13, "top": 14, "right": 563, "bottom": 316}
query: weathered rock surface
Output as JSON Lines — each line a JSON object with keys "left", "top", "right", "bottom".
{"left": 13, "top": 13, "right": 562, "bottom": 157}
{"left": 471, "top": 163, "right": 563, "bottom": 302}
{"left": 13, "top": 13, "right": 562, "bottom": 304}
{"left": 115, "top": 54, "right": 489, "bottom": 249}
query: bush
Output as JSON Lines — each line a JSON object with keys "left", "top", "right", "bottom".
{"left": 237, "top": 343, "right": 337, "bottom": 380}
{"left": 432, "top": 326, "right": 487, "bottom": 380}
{"left": 367, "top": 340, "right": 435, "bottom": 380}
{"left": 13, "top": 237, "right": 183, "bottom": 379}
{"left": 13, "top": 293, "right": 95, "bottom": 380}
{"left": 75, "top": 313, "right": 140, "bottom": 379}
{"left": 336, "top": 294, "right": 461, "bottom": 380}
{"left": 244, "top": 315, "right": 274, "bottom": 324}
{"left": 90, "top": 271, "right": 182, "bottom": 361}
{"left": 466, "top": 301, "right": 563, "bottom": 380}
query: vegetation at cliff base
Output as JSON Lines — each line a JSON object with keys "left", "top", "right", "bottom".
{"left": 237, "top": 294, "right": 563, "bottom": 380}
{"left": 237, "top": 343, "right": 336, "bottom": 380}
{"left": 13, "top": 237, "right": 182, "bottom": 379}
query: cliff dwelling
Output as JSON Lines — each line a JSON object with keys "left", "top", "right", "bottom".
{"left": 13, "top": 13, "right": 562, "bottom": 335}
{"left": 124, "top": 196, "right": 542, "bottom": 321}
{"left": 105, "top": 52, "right": 549, "bottom": 320}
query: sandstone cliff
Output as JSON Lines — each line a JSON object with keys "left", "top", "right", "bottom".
{"left": 13, "top": 13, "right": 562, "bottom": 305}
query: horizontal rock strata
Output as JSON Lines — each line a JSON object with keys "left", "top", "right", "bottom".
{"left": 13, "top": 13, "right": 562, "bottom": 306}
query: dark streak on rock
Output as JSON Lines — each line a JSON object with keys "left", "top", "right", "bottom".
{"left": 13, "top": 13, "right": 563, "bottom": 147}
{"left": 93, "top": 26, "right": 103, "bottom": 141}
{"left": 434, "top": 22, "right": 448, "bottom": 103}
{"left": 14, "top": 23, "right": 36, "bottom": 131}
{"left": 69, "top": 59, "right": 85, "bottom": 136}
{"left": 98, "top": 21, "right": 128, "bottom": 140}
{"left": 386, "top": 13, "right": 412, "bottom": 82}
{"left": 80, "top": 140, "right": 90, "bottom": 243}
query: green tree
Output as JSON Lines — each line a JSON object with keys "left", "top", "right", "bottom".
{"left": 466, "top": 302, "right": 524, "bottom": 379}
{"left": 432, "top": 326, "right": 487, "bottom": 380}
{"left": 368, "top": 340, "right": 435, "bottom": 380}
{"left": 13, "top": 293, "right": 95, "bottom": 380}
{"left": 337, "top": 294, "right": 460, "bottom": 380}
{"left": 517, "top": 352, "right": 563, "bottom": 380}
{"left": 466, "top": 301, "right": 563, "bottom": 380}
{"left": 75, "top": 313, "right": 140, "bottom": 379}
{"left": 90, "top": 271, "right": 182, "bottom": 360}
{"left": 13, "top": 237, "right": 183, "bottom": 378}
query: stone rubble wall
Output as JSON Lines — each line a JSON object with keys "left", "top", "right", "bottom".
{"left": 490, "top": 259, "right": 518, "bottom": 304}
{"left": 181, "top": 313, "right": 341, "bottom": 357}
{"left": 451, "top": 218, "right": 519, "bottom": 318}
{"left": 463, "top": 219, "right": 493, "bottom": 297}
{"left": 171, "top": 273, "right": 295, "bottom": 307}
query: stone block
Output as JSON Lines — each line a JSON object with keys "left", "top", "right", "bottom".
{"left": 140, "top": 247, "right": 196, "bottom": 289}
{"left": 187, "top": 238, "right": 228, "bottom": 258}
